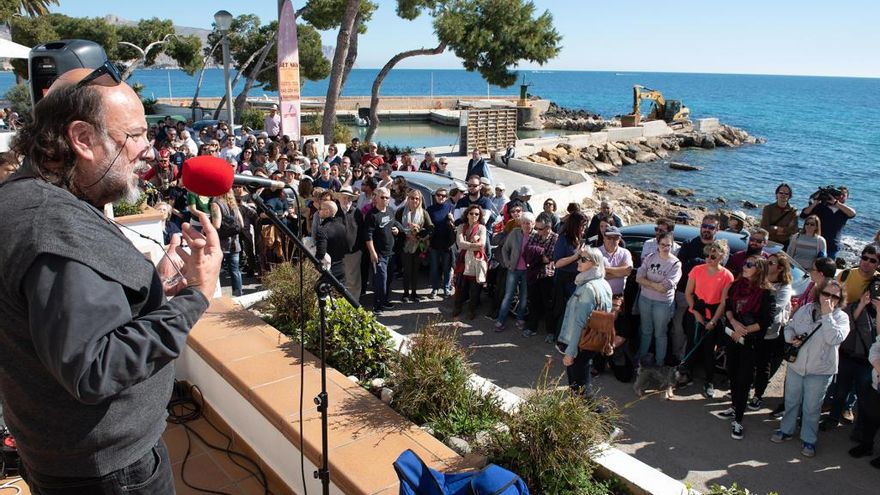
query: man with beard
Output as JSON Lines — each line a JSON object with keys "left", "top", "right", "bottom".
{"left": 670, "top": 214, "right": 725, "bottom": 364}
{"left": 0, "top": 66, "right": 223, "bottom": 494}
{"left": 726, "top": 228, "right": 769, "bottom": 277}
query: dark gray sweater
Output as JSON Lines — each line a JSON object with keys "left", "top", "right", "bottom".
{"left": 0, "top": 170, "right": 208, "bottom": 477}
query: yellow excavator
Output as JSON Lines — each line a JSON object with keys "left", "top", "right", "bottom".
{"left": 622, "top": 85, "right": 690, "bottom": 127}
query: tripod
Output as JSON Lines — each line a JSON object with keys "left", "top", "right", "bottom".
{"left": 251, "top": 191, "right": 357, "bottom": 495}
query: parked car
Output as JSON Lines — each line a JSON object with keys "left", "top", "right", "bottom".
{"left": 391, "top": 171, "right": 466, "bottom": 208}
{"left": 619, "top": 224, "right": 811, "bottom": 302}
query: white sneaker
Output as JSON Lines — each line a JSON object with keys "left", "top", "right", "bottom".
{"left": 731, "top": 421, "right": 744, "bottom": 440}
{"left": 718, "top": 407, "right": 736, "bottom": 419}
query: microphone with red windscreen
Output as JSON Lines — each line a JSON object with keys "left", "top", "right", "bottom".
{"left": 181, "top": 156, "right": 285, "bottom": 196}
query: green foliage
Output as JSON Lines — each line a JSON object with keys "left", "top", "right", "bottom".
{"left": 375, "top": 142, "right": 414, "bottom": 157}
{"left": 112, "top": 192, "right": 147, "bottom": 217}
{"left": 263, "top": 261, "right": 321, "bottom": 331}
{"left": 302, "top": 114, "right": 352, "bottom": 144}
{"left": 141, "top": 96, "right": 158, "bottom": 115}
{"left": 303, "top": 298, "right": 394, "bottom": 379}
{"left": 389, "top": 325, "right": 505, "bottom": 440}
{"left": 0, "top": 0, "right": 57, "bottom": 18}
{"left": 704, "top": 483, "right": 778, "bottom": 495}
{"left": 302, "top": 0, "right": 377, "bottom": 34}
{"left": 434, "top": 0, "right": 562, "bottom": 87}
{"left": 486, "top": 369, "right": 619, "bottom": 495}
{"left": 4, "top": 83, "right": 32, "bottom": 120}
{"left": 9, "top": 14, "right": 202, "bottom": 80}
{"left": 240, "top": 107, "right": 266, "bottom": 132}
{"left": 205, "top": 16, "right": 330, "bottom": 93}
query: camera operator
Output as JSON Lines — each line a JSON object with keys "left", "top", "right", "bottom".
{"left": 800, "top": 185, "right": 855, "bottom": 259}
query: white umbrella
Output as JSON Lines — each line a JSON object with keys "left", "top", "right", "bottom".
{"left": 0, "top": 38, "right": 32, "bottom": 59}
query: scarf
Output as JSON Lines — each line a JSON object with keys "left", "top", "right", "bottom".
{"left": 575, "top": 266, "right": 602, "bottom": 286}
{"left": 729, "top": 278, "right": 764, "bottom": 316}
{"left": 401, "top": 204, "right": 424, "bottom": 253}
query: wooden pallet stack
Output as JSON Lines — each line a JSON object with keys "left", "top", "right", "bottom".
{"left": 460, "top": 108, "right": 518, "bottom": 155}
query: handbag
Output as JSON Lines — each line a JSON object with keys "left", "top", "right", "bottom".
{"left": 578, "top": 285, "right": 616, "bottom": 355}
{"left": 783, "top": 321, "right": 823, "bottom": 363}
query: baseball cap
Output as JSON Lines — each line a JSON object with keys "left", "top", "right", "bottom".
{"left": 604, "top": 226, "right": 622, "bottom": 237}
{"left": 495, "top": 182, "right": 505, "bottom": 190}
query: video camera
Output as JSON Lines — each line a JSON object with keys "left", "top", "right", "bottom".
{"left": 811, "top": 185, "right": 843, "bottom": 203}
{"left": 870, "top": 275, "right": 880, "bottom": 300}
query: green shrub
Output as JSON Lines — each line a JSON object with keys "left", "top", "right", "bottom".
{"left": 5, "top": 83, "right": 32, "bottom": 122}
{"left": 704, "top": 483, "right": 777, "bottom": 495}
{"left": 263, "top": 262, "right": 320, "bottom": 332}
{"left": 240, "top": 107, "right": 265, "bottom": 131}
{"left": 486, "top": 368, "right": 619, "bottom": 495}
{"left": 390, "top": 324, "right": 505, "bottom": 440}
{"left": 301, "top": 114, "right": 353, "bottom": 144}
{"left": 112, "top": 192, "right": 147, "bottom": 217}
{"left": 375, "top": 142, "right": 414, "bottom": 157}
{"left": 303, "top": 298, "right": 393, "bottom": 380}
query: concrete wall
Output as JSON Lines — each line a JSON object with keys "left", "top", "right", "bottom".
{"left": 498, "top": 156, "right": 589, "bottom": 186}
{"left": 695, "top": 118, "right": 720, "bottom": 133}
{"left": 640, "top": 120, "right": 673, "bottom": 137}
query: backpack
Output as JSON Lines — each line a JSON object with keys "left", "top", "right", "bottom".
{"left": 213, "top": 198, "right": 241, "bottom": 239}
{"left": 394, "top": 449, "right": 529, "bottom": 495}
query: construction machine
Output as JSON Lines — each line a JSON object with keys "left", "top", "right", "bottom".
{"left": 621, "top": 85, "right": 690, "bottom": 127}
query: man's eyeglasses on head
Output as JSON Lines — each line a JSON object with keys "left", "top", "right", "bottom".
{"left": 75, "top": 61, "right": 122, "bottom": 90}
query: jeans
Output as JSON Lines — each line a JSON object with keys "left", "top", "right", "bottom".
{"left": 829, "top": 356, "right": 872, "bottom": 422}
{"left": 637, "top": 296, "right": 674, "bottom": 365}
{"left": 372, "top": 255, "right": 390, "bottom": 309}
{"left": 223, "top": 251, "right": 243, "bottom": 296}
{"left": 22, "top": 440, "right": 174, "bottom": 495}
{"left": 781, "top": 370, "right": 833, "bottom": 444}
{"left": 429, "top": 246, "right": 454, "bottom": 292}
{"left": 670, "top": 291, "right": 689, "bottom": 361}
{"left": 497, "top": 268, "right": 528, "bottom": 323}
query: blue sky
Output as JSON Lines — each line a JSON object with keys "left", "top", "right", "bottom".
{"left": 54, "top": 0, "right": 880, "bottom": 77}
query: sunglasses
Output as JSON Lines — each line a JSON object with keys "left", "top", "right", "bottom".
{"left": 749, "top": 238, "right": 766, "bottom": 244}
{"left": 743, "top": 260, "right": 759, "bottom": 269}
{"left": 701, "top": 223, "right": 718, "bottom": 230}
{"left": 654, "top": 227, "right": 668, "bottom": 233}
{"left": 578, "top": 256, "right": 589, "bottom": 263}
{"left": 377, "top": 196, "right": 390, "bottom": 200}
{"left": 468, "top": 211, "right": 481, "bottom": 216}
{"left": 535, "top": 226, "right": 548, "bottom": 231}
{"left": 435, "top": 193, "right": 447, "bottom": 198}
{"left": 467, "top": 184, "right": 480, "bottom": 188}
{"left": 75, "top": 60, "right": 122, "bottom": 90}
{"left": 659, "top": 243, "right": 672, "bottom": 247}
{"left": 707, "top": 254, "right": 719, "bottom": 260}
{"left": 820, "top": 290, "right": 841, "bottom": 300}
{"left": 805, "top": 222, "right": 817, "bottom": 226}
{"left": 861, "top": 255, "right": 879, "bottom": 264}
{"left": 776, "top": 191, "right": 791, "bottom": 196}
{"left": 768, "top": 260, "right": 779, "bottom": 266}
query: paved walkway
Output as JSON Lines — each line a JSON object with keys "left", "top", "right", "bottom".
{"left": 366, "top": 290, "right": 877, "bottom": 495}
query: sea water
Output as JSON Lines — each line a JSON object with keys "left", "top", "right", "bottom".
{"left": 1, "top": 68, "right": 877, "bottom": 245}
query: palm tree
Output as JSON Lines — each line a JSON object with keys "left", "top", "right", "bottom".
{"left": 2, "top": 0, "right": 58, "bottom": 18}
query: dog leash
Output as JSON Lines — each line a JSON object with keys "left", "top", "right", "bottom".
{"left": 677, "top": 319, "right": 715, "bottom": 369}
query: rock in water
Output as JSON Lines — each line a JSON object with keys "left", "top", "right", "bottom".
{"left": 742, "top": 200, "right": 758, "bottom": 209}
{"left": 668, "top": 188, "right": 695, "bottom": 197}
{"left": 669, "top": 162, "right": 703, "bottom": 171}
{"left": 594, "top": 160, "right": 619, "bottom": 175}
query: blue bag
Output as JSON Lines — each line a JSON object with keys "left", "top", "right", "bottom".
{"left": 394, "top": 449, "right": 529, "bottom": 495}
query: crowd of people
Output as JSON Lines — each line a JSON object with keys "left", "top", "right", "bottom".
{"left": 2, "top": 95, "right": 880, "bottom": 487}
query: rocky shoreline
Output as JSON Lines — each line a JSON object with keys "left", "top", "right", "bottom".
{"left": 523, "top": 123, "right": 765, "bottom": 176}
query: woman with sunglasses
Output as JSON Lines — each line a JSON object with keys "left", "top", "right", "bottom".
{"left": 452, "top": 204, "right": 488, "bottom": 319}
{"left": 395, "top": 189, "right": 433, "bottom": 302}
{"left": 751, "top": 253, "right": 793, "bottom": 413}
{"left": 557, "top": 246, "right": 614, "bottom": 399}
{"left": 786, "top": 214, "right": 826, "bottom": 270}
{"left": 684, "top": 240, "right": 735, "bottom": 399}
{"left": 719, "top": 256, "right": 774, "bottom": 440}
{"left": 772, "top": 280, "right": 850, "bottom": 457}
{"left": 549, "top": 212, "right": 590, "bottom": 340}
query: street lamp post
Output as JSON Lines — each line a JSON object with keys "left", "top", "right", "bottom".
{"left": 214, "top": 10, "right": 234, "bottom": 127}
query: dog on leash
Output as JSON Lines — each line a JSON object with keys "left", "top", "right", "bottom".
{"left": 633, "top": 355, "right": 684, "bottom": 400}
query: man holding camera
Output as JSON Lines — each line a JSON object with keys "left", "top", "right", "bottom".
{"left": 800, "top": 186, "right": 855, "bottom": 259}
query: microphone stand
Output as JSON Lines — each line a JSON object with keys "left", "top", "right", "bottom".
{"left": 250, "top": 187, "right": 357, "bottom": 495}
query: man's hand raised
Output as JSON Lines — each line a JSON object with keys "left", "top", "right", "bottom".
{"left": 177, "top": 211, "right": 223, "bottom": 299}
